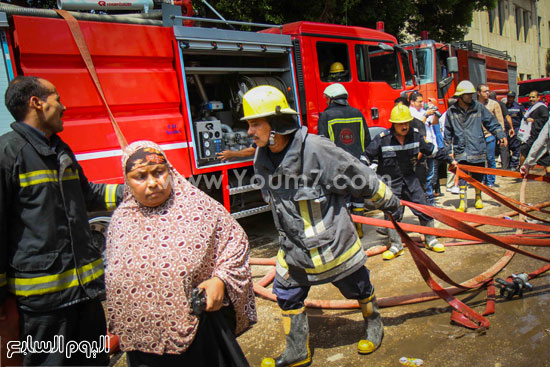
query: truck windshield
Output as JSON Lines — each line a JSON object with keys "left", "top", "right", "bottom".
{"left": 518, "top": 79, "right": 550, "bottom": 97}
{"left": 414, "top": 47, "right": 434, "bottom": 84}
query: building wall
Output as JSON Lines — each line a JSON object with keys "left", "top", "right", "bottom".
{"left": 465, "top": 0, "right": 550, "bottom": 80}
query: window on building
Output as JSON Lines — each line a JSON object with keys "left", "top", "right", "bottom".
{"left": 515, "top": 7, "right": 522, "bottom": 41}
{"left": 497, "top": 0, "right": 505, "bottom": 35}
{"left": 523, "top": 10, "right": 530, "bottom": 42}
{"left": 316, "top": 42, "right": 350, "bottom": 83}
{"left": 538, "top": 17, "right": 542, "bottom": 46}
{"left": 519, "top": 73, "right": 524, "bottom": 80}
{"left": 489, "top": 8, "right": 495, "bottom": 33}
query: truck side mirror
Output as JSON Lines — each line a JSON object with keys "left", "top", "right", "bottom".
{"left": 378, "top": 42, "right": 394, "bottom": 52}
{"left": 446, "top": 57, "right": 458, "bottom": 74}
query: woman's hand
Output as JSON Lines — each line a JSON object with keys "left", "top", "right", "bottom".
{"left": 198, "top": 277, "right": 225, "bottom": 312}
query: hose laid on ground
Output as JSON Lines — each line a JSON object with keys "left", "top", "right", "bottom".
{"left": 250, "top": 166, "right": 550, "bottom": 328}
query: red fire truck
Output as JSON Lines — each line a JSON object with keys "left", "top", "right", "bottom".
{"left": 401, "top": 39, "right": 517, "bottom": 110}
{"left": 0, "top": 5, "right": 416, "bottom": 219}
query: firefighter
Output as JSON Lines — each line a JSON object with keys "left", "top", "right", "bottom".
{"left": 0, "top": 76, "right": 123, "bottom": 366}
{"left": 318, "top": 83, "right": 371, "bottom": 238}
{"left": 327, "top": 61, "right": 348, "bottom": 82}
{"left": 443, "top": 80, "right": 506, "bottom": 212}
{"left": 362, "top": 104, "right": 456, "bottom": 260}
{"left": 242, "top": 85, "right": 401, "bottom": 367}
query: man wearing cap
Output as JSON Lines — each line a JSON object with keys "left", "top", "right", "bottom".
{"left": 318, "top": 83, "right": 371, "bottom": 237}
{"left": 505, "top": 91, "right": 525, "bottom": 170}
{"left": 444, "top": 80, "right": 507, "bottom": 212}
{"left": 362, "top": 104, "right": 456, "bottom": 260}
{"left": 243, "top": 85, "right": 401, "bottom": 367}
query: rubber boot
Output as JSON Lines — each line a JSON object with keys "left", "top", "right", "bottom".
{"left": 419, "top": 219, "right": 445, "bottom": 252}
{"left": 357, "top": 294, "right": 384, "bottom": 354}
{"left": 475, "top": 189, "right": 483, "bottom": 209}
{"left": 262, "top": 307, "right": 311, "bottom": 367}
{"left": 456, "top": 185, "right": 467, "bottom": 212}
{"left": 352, "top": 207, "right": 365, "bottom": 239}
{"left": 382, "top": 228, "right": 404, "bottom": 260}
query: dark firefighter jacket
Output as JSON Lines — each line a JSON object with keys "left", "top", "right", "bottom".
{"left": 317, "top": 100, "right": 370, "bottom": 159}
{"left": 0, "top": 122, "right": 123, "bottom": 311}
{"left": 444, "top": 100, "right": 505, "bottom": 164}
{"left": 253, "top": 126, "right": 400, "bottom": 287}
{"left": 362, "top": 127, "right": 453, "bottom": 196}
{"left": 506, "top": 101, "right": 525, "bottom": 129}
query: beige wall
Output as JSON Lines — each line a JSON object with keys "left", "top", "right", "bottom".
{"left": 465, "top": 0, "right": 550, "bottom": 80}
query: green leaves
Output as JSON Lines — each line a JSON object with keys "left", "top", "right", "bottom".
{"left": 191, "top": 0, "right": 496, "bottom": 42}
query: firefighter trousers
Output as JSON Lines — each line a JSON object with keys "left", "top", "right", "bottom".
{"left": 273, "top": 266, "right": 373, "bottom": 311}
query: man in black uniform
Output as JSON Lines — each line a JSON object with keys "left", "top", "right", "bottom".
{"left": 0, "top": 76, "right": 123, "bottom": 366}
{"left": 362, "top": 104, "right": 456, "bottom": 260}
{"left": 505, "top": 91, "right": 525, "bottom": 170}
{"left": 318, "top": 83, "right": 370, "bottom": 237}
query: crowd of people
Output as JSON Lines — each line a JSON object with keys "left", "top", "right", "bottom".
{"left": 1, "top": 74, "right": 549, "bottom": 367}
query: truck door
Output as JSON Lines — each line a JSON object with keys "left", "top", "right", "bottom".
{"left": 305, "top": 40, "right": 352, "bottom": 132}
{"left": 435, "top": 48, "right": 454, "bottom": 105}
{"left": 355, "top": 43, "right": 404, "bottom": 128}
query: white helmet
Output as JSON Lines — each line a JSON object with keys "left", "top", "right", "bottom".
{"left": 323, "top": 83, "right": 348, "bottom": 99}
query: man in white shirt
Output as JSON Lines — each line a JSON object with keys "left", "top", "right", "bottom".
{"left": 409, "top": 91, "right": 439, "bottom": 204}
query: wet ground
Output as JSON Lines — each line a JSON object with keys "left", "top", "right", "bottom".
{"left": 236, "top": 171, "right": 550, "bottom": 367}
{"left": 108, "top": 170, "right": 550, "bottom": 367}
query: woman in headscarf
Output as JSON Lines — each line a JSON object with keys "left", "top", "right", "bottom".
{"left": 105, "top": 141, "right": 257, "bottom": 366}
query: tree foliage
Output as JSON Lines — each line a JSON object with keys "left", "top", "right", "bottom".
{"left": 192, "top": 0, "right": 497, "bottom": 43}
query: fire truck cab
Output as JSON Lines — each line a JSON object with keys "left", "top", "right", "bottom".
{"left": 271, "top": 21, "right": 417, "bottom": 131}
{"left": 401, "top": 39, "right": 517, "bottom": 110}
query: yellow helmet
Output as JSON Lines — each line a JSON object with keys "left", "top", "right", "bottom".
{"left": 241, "top": 85, "right": 297, "bottom": 121}
{"left": 454, "top": 80, "right": 476, "bottom": 96}
{"left": 389, "top": 103, "right": 413, "bottom": 123}
{"left": 329, "top": 62, "right": 345, "bottom": 74}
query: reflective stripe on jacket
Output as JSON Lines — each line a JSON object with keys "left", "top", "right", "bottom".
{"left": 363, "top": 127, "right": 452, "bottom": 195}
{"left": 0, "top": 122, "right": 123, "bottom": 311}
{"left": 317, "top": 102, "right": 370, "bottom": 159}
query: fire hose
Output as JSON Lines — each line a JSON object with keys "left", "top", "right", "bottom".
{"left": 250, "top": 165, "right": 550, "bottom": 329}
